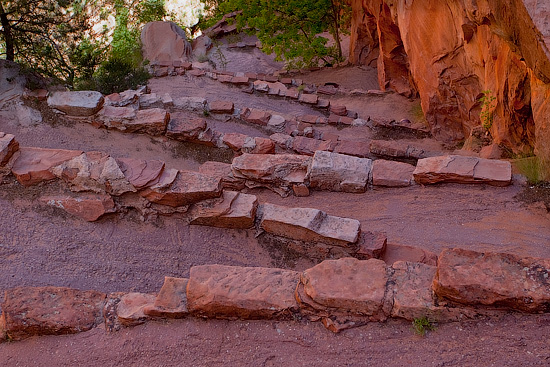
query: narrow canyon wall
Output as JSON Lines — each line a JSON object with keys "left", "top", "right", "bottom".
{"left": 350, "top": 0, "right": 550, "bottom": 163}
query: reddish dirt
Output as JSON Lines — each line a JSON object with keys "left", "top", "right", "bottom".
{"left": 1, "top": 42, "right": 550, "bottom": 366}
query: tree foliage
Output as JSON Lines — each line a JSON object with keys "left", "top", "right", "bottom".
{"left": 201, "top": 0, "right": 350, "bottom": 68}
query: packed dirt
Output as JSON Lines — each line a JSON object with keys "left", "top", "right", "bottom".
{"left": 1, "top": 37, "right": 550, "bottom": 366}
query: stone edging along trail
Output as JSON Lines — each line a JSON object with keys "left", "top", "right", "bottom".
{"left": 1, "top": 130, "right": 546, "bottom": 342}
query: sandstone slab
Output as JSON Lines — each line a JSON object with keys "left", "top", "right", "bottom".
{"left": 94, "top": 106, "right": 137, "bottom": 130}
{"left": 190, "top": 191, "right": 258, "bottom": 229}
{"left": 223, "top": 132, "right": 249, "bottom": 151}
{"left": 144, "top": 277, "right": 189, "bottom": 318}
{"left": 334, "top": 140, "right": 370, "bottom": 158}
{"left": 173, "top": 97, "right": 207, "bottom": 111}
{"left": 372, "top": 160, "right": 415, "bottom": 187}
{"left": 1, "top": 287, "right": 106, "bottom": 341}
{"left": 123, "top": 108, "right": 169, "bottom": 136}
{"left": 40, "top": 194, "right": 115, "bottom": 221}
{"left": 433, "top": 248, "right": 550, "bottom": 312}
{"left": 47, "top": 91, "right": 104, "bottom": 116}
{"left": 187, "top": 264, "right": 300, "bottom": 319}
{"left": 369, "top": 140, "right": 425, "bottom": 159}
{"left": 166, "top": 117, "right": 207, "bottom": 141}
{"left": 0, "top": 132, "right": 18, "bottom": 166}
{"left": 260, "top": 203, "right": 360, "bottom": 247}
{"left": 198, "top": 161, "right": 245, "bottom": 190}
{"left": 292, "top": 136, "right": 332, "bottom": 156}
{"left": 140, "top": 170, "right": 222, "bottom": 207}
{"left": 138, "top": 93, "right": 163, "bottom": 109}
{"left": 241, "top": 108, "right": 271, "bottom": 126}
{"left": 299, "top": 93, "right": 318, "bottom": 104}
{"left": 232, "top": 153, "right": 311, "bottom": 185}
{"left": 413, "top": 155, "right": 512, "bottom": 186}
{"left": 299, "top": 258, "right": 388, "bottom": 318}
{"left": 116, "top": 158, "right": 165, "bottom": 189}
{"left": 116, "top": 292, "right": 156, "bottom": 327}
{"left": 209, "top": 100, "right": 234, "bottom": 114}
{"left": 11, "top": 147, "right": 83, "bottom": 186}
{"left": 355, "top": 232, "right": 387, "bottom": 260}
{"left": 307, "top": 150, "right": 373, "bottom": 193}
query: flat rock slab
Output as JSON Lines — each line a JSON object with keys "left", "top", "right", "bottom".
{"left": 369, "top": 140, "right": 425, "bottom": 159}
{"left": 292, "top": 136, "right": 332, "bottom": 156}
{"left": 209, "top": 100, "right": 234, "bottom": 113}
{"left": 199, "top": 161, "right": 245, "bottom": 191}
{"left": 50, "top": 151, "right": 135, "bottom": 196}
{"left": 0, "top": 132, "right": 19, "bottom": 166}
{"left": 299, "top": 258, "right": 388, "bottom": 318}
{"left": 144, "top": 277, "right": 189, "bottom": 318}
{"left": 190, "top": 191, "right": 258, "bottom": 229}
{"left": 122, "top": 108, "right": 169, "bottom": 136}
{"left": 433, "top": 248, "right": 550, "bottom": 312}
{"left": 116, "top": 293, "right": 156, "bottom": 327}
{"left": 116, "top": 158, "right": 165, "bottom": 189}
{"left": 187, "top": 264, "right": 300, "bottom": 319}
{"left": 173, "top": 97, "right": 207, "bottom": 111}
{"left": 40, "top": 193, "right": 115, "bottom": 221}
{"left": 260, "top": 203, "right": 360, "bottom": 247}
{"left": 372, "top": 159, "right": 415, "bottom": 187}
{"left": 11, "top": 147, "right": 83, "bottom": 186}
{"left": 140, "top": 170, "right": 222, "bottom": 207}
{"left": 47, "top": 91, "right": 104, "bottom": 116}
{"left": 413, "top": 155, "right": 512, "bottom": 186}
{"left": 232, "top": 153, "right": 311, "bottom": 185}
{"left": 241, "top": 108, "right": 271, "bottom": 126}
{"left": 95, "top": 106, "right": 137, "bottom": 129}
{"left": 0, "top": 287, "right": 106, "bottom": 341}
{"left": 307, "top": 150, "right": 373, "bottom": 193}
{"left": 166, "top": 117, "right": 207, "bottom": 141}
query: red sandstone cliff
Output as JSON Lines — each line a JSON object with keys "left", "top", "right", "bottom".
{"left": 350, "top": 0, "right": 550, "bottom": 165}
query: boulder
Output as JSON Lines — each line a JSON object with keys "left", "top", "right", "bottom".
{"left": 11, "top": 147, "right": 83, "bottom": 186}
{"left": 433, "top": 248, "right": 550, "bottom": 312}
{"left": 116, "top": 292, "right": 156, "bottom": 327}
{"left": 47, "top": 91, "right": 104, "bottom": 117}
{"left": 190, "top": 191, "right": 258, "bottom": 229}
{"left": 140, "top": 170, "right": 222, "bottom": 207}
{"left": 187, "top": 264, "right": 300, "bottom": 319}
{"left": 413, "top": 155, "right": 512, "bottom": 186}
{"left": 166, "top": 117, "right": 207, "bottom": 141}
{"left": 231, "top": 153, "right": 311, "bottom": 186}
{"left": 143, "top": 277, "right": 189, "bottom": 318}
{"left": 198, "top": 161, "right": 245, "bottom": 190}
{"left": 1, "top": 286, "right": 106, "bottom": 341}
{"left": 259, "top": 203, "right": 361, "bottom": 247}
{"left": 116, "top": 158, "right": 165, "bottom": 189}
{"left": 141, "top": 21, "right": 191, "bottom": 66}
{"left": 307, "top": 150, "right": 373, "bottom": 193}
{"left": 40, "top": 194, "right": 115, "bottom": 221}
{"left": 372, "top": 160, "right": 415, "bottom": 187}
{"left": 298, "top": 258, "right": 388, "bottom": 319}
{"left": 50, "top": 151, "right": 136, "bottom": 195}
{"left": 0, "top": 132, "right": 19, "bottom": 166}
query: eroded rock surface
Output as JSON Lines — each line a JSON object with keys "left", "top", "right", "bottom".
{"left": 47, "top": 91, "right": 104, "bottom": 116}
{"left": 307, "top": 151, "right": 372, "bottom": 193}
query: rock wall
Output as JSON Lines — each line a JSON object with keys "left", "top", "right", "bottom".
{"left": 350, "top": 0, "right": 550, "bottom": 165}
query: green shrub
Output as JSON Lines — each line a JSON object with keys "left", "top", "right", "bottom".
{"left": 412, "top": 317, "right": 435, "bottom": 336}
{"left": 91, "top": 58, "right": 150, "bottom": 94}
{"left": 479, "top": 90, "right": 497, "bottom": 131}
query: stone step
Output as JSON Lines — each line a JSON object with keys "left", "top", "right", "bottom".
{"left": 143, "top": 277, "right": 189, "bottom": 318}
{"left": 189, "top": 190, "right": 258, "bottom": 229}
{"left": 47, "top": 91, "right": 104, "bottom": 117}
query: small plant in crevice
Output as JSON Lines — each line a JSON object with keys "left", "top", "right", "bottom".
{"left": 213, "top": 45, "right": 228, "bottom": 70}
{"left": 479, "top": 90, "right": 497, "bottom": 131}
{"left": 412, "top": 317, "right": 435, "bottom": 336}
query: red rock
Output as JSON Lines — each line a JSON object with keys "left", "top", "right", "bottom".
{"left": 190, "top": 191, "right": 258, "bottom": 229}
{"left": 223, "top": 132, "right": 249, "bottom": 151}
{"left": 143, "top": 277, "right": 189, "bottom": 318}
{"left": 217, "top": 74, "right": 233, "bottom": 83}
{"left": 230, "top": 76, "right": 249, "bottom": 84}
{"left": 259, "top": 203, "right": 360, "bottom": 246}
{"left": 355, "top": 232, "right": 387, "bottom": 260}
{"left": 0, "top": 132, "right": 19, "bottom": 166}
{"left": 138, "top": 93, "right": 163, "bottom": 109}
{"left": 116, "top": 158, "right": 165, "bottom": 189}
{"left": 1, "top": 286, "right": 106, "bottom": 341}
{"left": 299, "top": 258, "right": 388, "bottom": 318}
{"left": 187, "top": 69, "right": 205, "bottom": 77}
{"left": 413, "top": 155, "right": 512, "bottom": 186}
{"left": 292, "top": 183, "right": 310, "bottom": 197}
{"left": 328, "top": 114, "right": 340, "bottom": 124}
{"left": 241, "top": 108, "right": 271, "bottom": 126}
{"left": 370, "top": 140, "right": 425, "bottom": 159}
{"left": 40, "top": 194, "right": 115, "bottom": 221}
{"left": 24, "top": 89, "right": 49, "bottom": 101}
{"left": 231, "top": 153, "right": 311, "bottom": 186}
{"left": 47, "top": 91, "right": 104, "bottom": 116}
{"left": 330, "top": 105, "right": 347, "bottom": 116}
{"left": 140, "top": 170, "right": 222, "bottom": 207}
{"left": 11, "top": 147, "right": 82, "bottom": 186}
{"left": 285, "top": 88, "right": 300, "bottom": 99}
{"left": 187, "top": 264, "right": 300, "bottom": 319}
{"left": 382, "top": 243, "right": 438, "bottom": 266}
{"left": 291, "top": 136, "right": 332, "bottom": 156}
{"left": 299, "top": 93, "right": 318, "bottom": 104}
{"left": 372, "top": 160, "right": 415, "bottom": 187}
{"left": 209, "top": 100, "right": 234, "bottom": 114}
{"left": 267, "top": 115, "right": 287, "bottom": 132}
{"left": 307, "top": 150, "right": 373, "bottom": 193}
{"left": 251, "top": 137, "right": 275, "bottom": 154}
{"left": 298, "top": 114, "right": 321, "bottom": 124}
{"left": 339, "top": 116, "right": 354, "bottom": 125}
{"left": 433, "top": 248, "right": 550, "bottom": 312}
{"left": 166, "top": 117, "right": 207, "bottom": 141}
{"left": 181, "top": 62, "right": 192, "bottom": 70}
{"left": 50, "top": 151, "right": 135, "bottom": 195}
{"left": 116, "top": 292, "right": 156, "bottom": 327}
{"left": 94, "top": 106, "right": 137, "bottom": 130}
{"left": 317, "top": 98, "right": 330, "bottom": 109}
{"left": 270, "top": 133, "right": 293, "bottom": 149}
{"left": 334, "top": 140, "right": 370, "bottom": 158}
{"left": 318, "top": 85, "right": 337, "bottom": 95}
{"left": 124, "top": 108, "right": 169, "bottom": 136}
{"left": 480, "top": 144, "right": 503, "bottom": 159}
{"left": 141, "top": 21, "right": 191, "bottom": 67}
{"left": 198, "top": 161, "right": 245, "bottom": 190}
